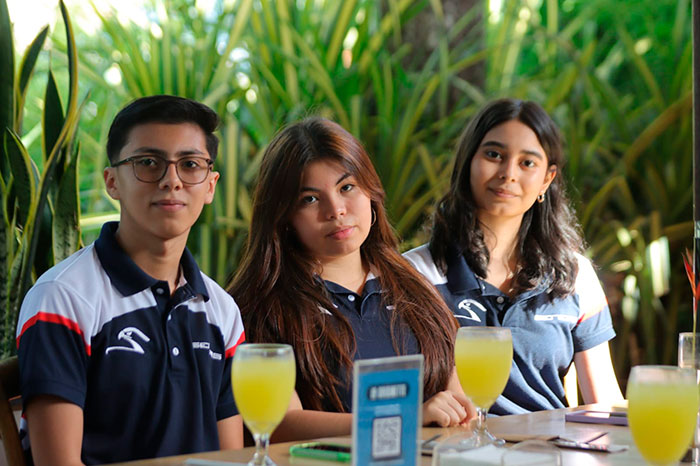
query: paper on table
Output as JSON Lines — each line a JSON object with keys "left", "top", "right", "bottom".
{"left": 183, "top": 459, "right": 247, "bottom": 466}
{"left": 434, "top": 444, "right": 558, "bottom": 466}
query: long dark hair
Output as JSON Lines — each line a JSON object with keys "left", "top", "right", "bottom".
{"left": 431, "top": 98, "right": 583, "bottom": 299}
{"left": 229, "top": 117, "right": 457, "bottom": 411}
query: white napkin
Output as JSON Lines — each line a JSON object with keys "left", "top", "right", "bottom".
{"left": 435, "top": 444, "right": 559, "bottom": 466}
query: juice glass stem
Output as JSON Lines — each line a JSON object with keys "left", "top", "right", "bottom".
{"left": 250, "top": 432, "right": 271, "bottom": 466}
{"left": 474, "top": 407, "right": 487, "bottom": 436}
{"left": 471, "top": 407, "right": 502, "bottom": 446}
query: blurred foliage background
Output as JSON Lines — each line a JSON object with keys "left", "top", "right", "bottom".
{"left": 5, "top": 0, "right": 694, "bottom": 384}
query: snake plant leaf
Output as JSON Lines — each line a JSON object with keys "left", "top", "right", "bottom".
{"left": 43, "top": 70, "right": 65, "bottom": 165}
{"left": 3, "top": 238, "right": 24, "bottom": 357}
{"left": 33, "top": 191, "right": 53, "bottom": 278}
{"left": 0, "top": 0, "right": 14, "bottom": 180}
{"left": 0, "top": 139, "right": 8, "bottom": 348}
{"left": 16, "top": 0, "right": 80, "bottom": 324}
{"left": 4, "top": 129, "right": 35, "bottom": 228}
{"left": 53, "top": 146, "right": 80, "bottom": 263}
{"left": 16, "top": 26, "right": 49, "bottom": 130}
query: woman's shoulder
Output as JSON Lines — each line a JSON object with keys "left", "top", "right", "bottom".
{"left": 571, "top": 252, "right": 609, "bottom": 316}
{"left": 572, "top": 252, "right": 599, "bottom": 285}
{"left": 402, "top": 244, "right": 447, "bottom": 286}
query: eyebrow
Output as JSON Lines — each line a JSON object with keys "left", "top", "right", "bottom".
{"left": 300, "top": 172, "right": 352, "bottom": 192}
{"left": 131, "top": 146, "right": 207, "bottom": 157}
{"left": 480, "top": 140, "right": 544, "bottom": 159}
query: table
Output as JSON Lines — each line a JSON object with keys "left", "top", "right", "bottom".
{"left": 109, "top": 403, "right": 690, "bottom": 465}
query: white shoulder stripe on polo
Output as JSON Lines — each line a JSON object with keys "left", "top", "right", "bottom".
{"left": 574, "top": 252, "right": 608, "bottom": 320}
{"left": 403, "top": 244, "right": 447, "bottom": 286}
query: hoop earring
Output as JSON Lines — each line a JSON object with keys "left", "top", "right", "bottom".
{"left": 537, "top": 193, "right": 545, "bottom": 203}
{"left": 371, "top": 208, "right": 377, "bottom": 226}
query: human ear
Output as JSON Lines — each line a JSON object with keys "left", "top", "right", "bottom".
{"left": 542, "top": 164, "right": 557, "bottom": 191}
{"left": 103, "top": 167, "right": 120, "bottom": 200}
{"left": 203, "top": 171, "right": 220, "bottom": 205}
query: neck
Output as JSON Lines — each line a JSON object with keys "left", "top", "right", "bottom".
{"left": 478, "top": 213, "right": 523, "bottom": 295}
{"left": 478, "top": 212, "right": 522, "bottom": 261}
{"left": 115, "top": 226, "right": 187, "bottom": 295}
{"left": 318, "top": 251, "right": 369, "bottom": 294}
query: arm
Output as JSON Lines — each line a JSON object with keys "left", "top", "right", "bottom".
{"left": 217, "top": 414, "right": 244, "bottom": 449}
{"left": 25, "top": 395, "right": 84, "bottom": 466}
{"left": 272, "top": 369, "right": 477, "bottom": 443}
{"left": 423, "top": 368, "right": 476, "bottom": 427}
{"left": 271, "top": 390, "right": 352, "bottom": 443}
{"left": 574, "top": 341, "right": 624, "bottom": 405}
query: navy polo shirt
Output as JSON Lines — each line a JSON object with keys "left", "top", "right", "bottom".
{"left": 320, "top": 276, "right": 419, "bottom": 412}
{"left": 405, "top": 244, "right": 615, "bottom": 415}
{"left": 16, "top": 222, "right": 245, "bottom": 464}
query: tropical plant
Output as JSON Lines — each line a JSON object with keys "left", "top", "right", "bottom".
{"left": 0, "top": 0, "right": 82, "bottom": 356}
{"left": 69, "top": 0, "right": 493, "bottom": 284}
{"left": 20, "top": 0, "right": 695, "bottom": 382}
{"left": 487, "top": 0, "right": 693, "bottom": 377}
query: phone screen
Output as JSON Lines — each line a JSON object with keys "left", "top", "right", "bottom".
{"left": 305, "top": 443, "right": 351, "bottom": 453}
{"left": 289, "top": 442, "right": 352, "bottom": 462}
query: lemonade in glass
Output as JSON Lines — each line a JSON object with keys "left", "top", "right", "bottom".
{"left": 627, "top": 365, "right": 699, "bottom": 465}
{"left": 233, "top": 344, "right": 296, "bottom": 466}
{"left": 455, "top": 326, "right": 512, "bottom": 447}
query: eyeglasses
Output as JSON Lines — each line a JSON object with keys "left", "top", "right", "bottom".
{"left": 112, "top": 155, "right": 214, "bottom": 185}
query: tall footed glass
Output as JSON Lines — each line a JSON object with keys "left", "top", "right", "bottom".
{"left": 232, "top": 344, "right": 296, "bottom": 466}
{"left": 454, "top": 327, "right": 513, "bottom": 447}
{"left": 678, "top": 332, "right": 700, "bottom": 464}
{"left": 627, "top": 365, "right": 699, "bottom": 465}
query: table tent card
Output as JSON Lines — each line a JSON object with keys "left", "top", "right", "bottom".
{"left": 352, "top": 354, "right": 423, "bottom": 466}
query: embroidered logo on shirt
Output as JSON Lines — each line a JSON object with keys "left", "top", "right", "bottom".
{"left": 456, "top": 299, "right": 486, "bottom": 322}
{"left": 193, "top": 341, "right": 222, "bottom": 360}
{"left": 534, "top": 314, "right": 578, "bottom": 323}
{"left": 105, "top": 327, "right": 151, "bottom": 354}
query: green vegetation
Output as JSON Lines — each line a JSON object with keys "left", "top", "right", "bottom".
{"left": 1, "top": 0, "right": 82, "bottom": 357}
{"left": 5, "top": 0, "right": 694, "bottom": 381}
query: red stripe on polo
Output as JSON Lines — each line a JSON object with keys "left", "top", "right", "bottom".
{"left": 225, "top": 331, "right": 245, "bottom": 359}
{"left": 17, "top": 312, "right": 91, "bottom": 356}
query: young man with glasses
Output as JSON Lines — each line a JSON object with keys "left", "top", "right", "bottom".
{"left": 16, "top": 95, "right": 245, "bottom": 465}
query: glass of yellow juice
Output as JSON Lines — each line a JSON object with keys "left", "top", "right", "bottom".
{"left": 232, "top": 344, "right": 296, "bottom": 466}
{"left": 455, "top": 326, "right": 512, "bottom": 447}
{"left": 627, "top": 365, "right": 699, "bottom": 465}
{"left": 678, "top": 332, "right": 700, "bottom": 464}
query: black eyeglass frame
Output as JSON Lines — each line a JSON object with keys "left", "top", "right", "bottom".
{"left": 111, "top": 155, "right": 214, "bottom": 185}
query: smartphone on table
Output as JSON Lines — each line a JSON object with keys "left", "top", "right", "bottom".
{"left": 289, "top": 442, "right": 351, "bottom": 462}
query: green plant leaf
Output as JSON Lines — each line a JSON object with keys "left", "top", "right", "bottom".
{"left": 4, "top": 129, "right": 35, "bottom": 228}
{"left": 43, "top": 70, "right": 64, "bottom": 164}
{"left": 16, "top": 26, "right": 49, "bottom": 130}
{"left": 0, "top": 0, "right": 14, "bottom": 169}
{"left": 325, "top": 0, "right": 357, "bottom": 70}
{"left": 53, "top": 146, "right": 80, "bottom": 263}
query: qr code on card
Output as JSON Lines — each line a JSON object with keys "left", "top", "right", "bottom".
{"left": 371, "top": 415, "right": 402, "bottom": 459}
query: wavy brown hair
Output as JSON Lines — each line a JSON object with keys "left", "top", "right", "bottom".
{"left": 431, "top": 98, "right": 583, "bottom": 299}
{"left": 229, "top": 117, "right": 457, "bottom": 411}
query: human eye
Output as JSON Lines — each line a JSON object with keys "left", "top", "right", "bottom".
{"left": 135, "top": 156, "right": 160, "bottom": 168}
{"left": 484, "top": 150, "right": 502, "bottom": 160}
{"left": 340, "top": 183, "right": 354, "bottom": 193}
{"left": 522, "top": 158, "right": 538, "bottom": 168}
{"left": 180, "top": 157, "right": 206, "bottom": 170}
{"left": 299, "top": 194, "right": 318, "bottom": 205}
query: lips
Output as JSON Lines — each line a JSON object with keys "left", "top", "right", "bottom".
{"left": 327, "top": 225, "right": 355, "bottom": 240}
{"left": 153, "top": 199, "right": 186, "bottom": 211}
{"left": 488, "top": 187, "right": 518, "bottom": 198}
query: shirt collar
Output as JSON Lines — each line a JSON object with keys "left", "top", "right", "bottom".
{"left": 444, "top": 240, "right": 552, "bottom": 301}
{"left": 322, "top": 274, "right": 381, "bottom": 297}
{"left": 94, "top": 221, "right": 209, "bottom": 300}
{"left": 444, "top": 242, "right": 482, "bottom": 294}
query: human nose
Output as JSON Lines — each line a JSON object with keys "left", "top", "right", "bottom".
{"left": 498, "top": 159, "right": 517, "bottom": 182}
{"left": 323, "top": 194, "right": 346, "bottom": 219}
{"left": 158, "top": 161, "right": 183, "bottom": 190}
